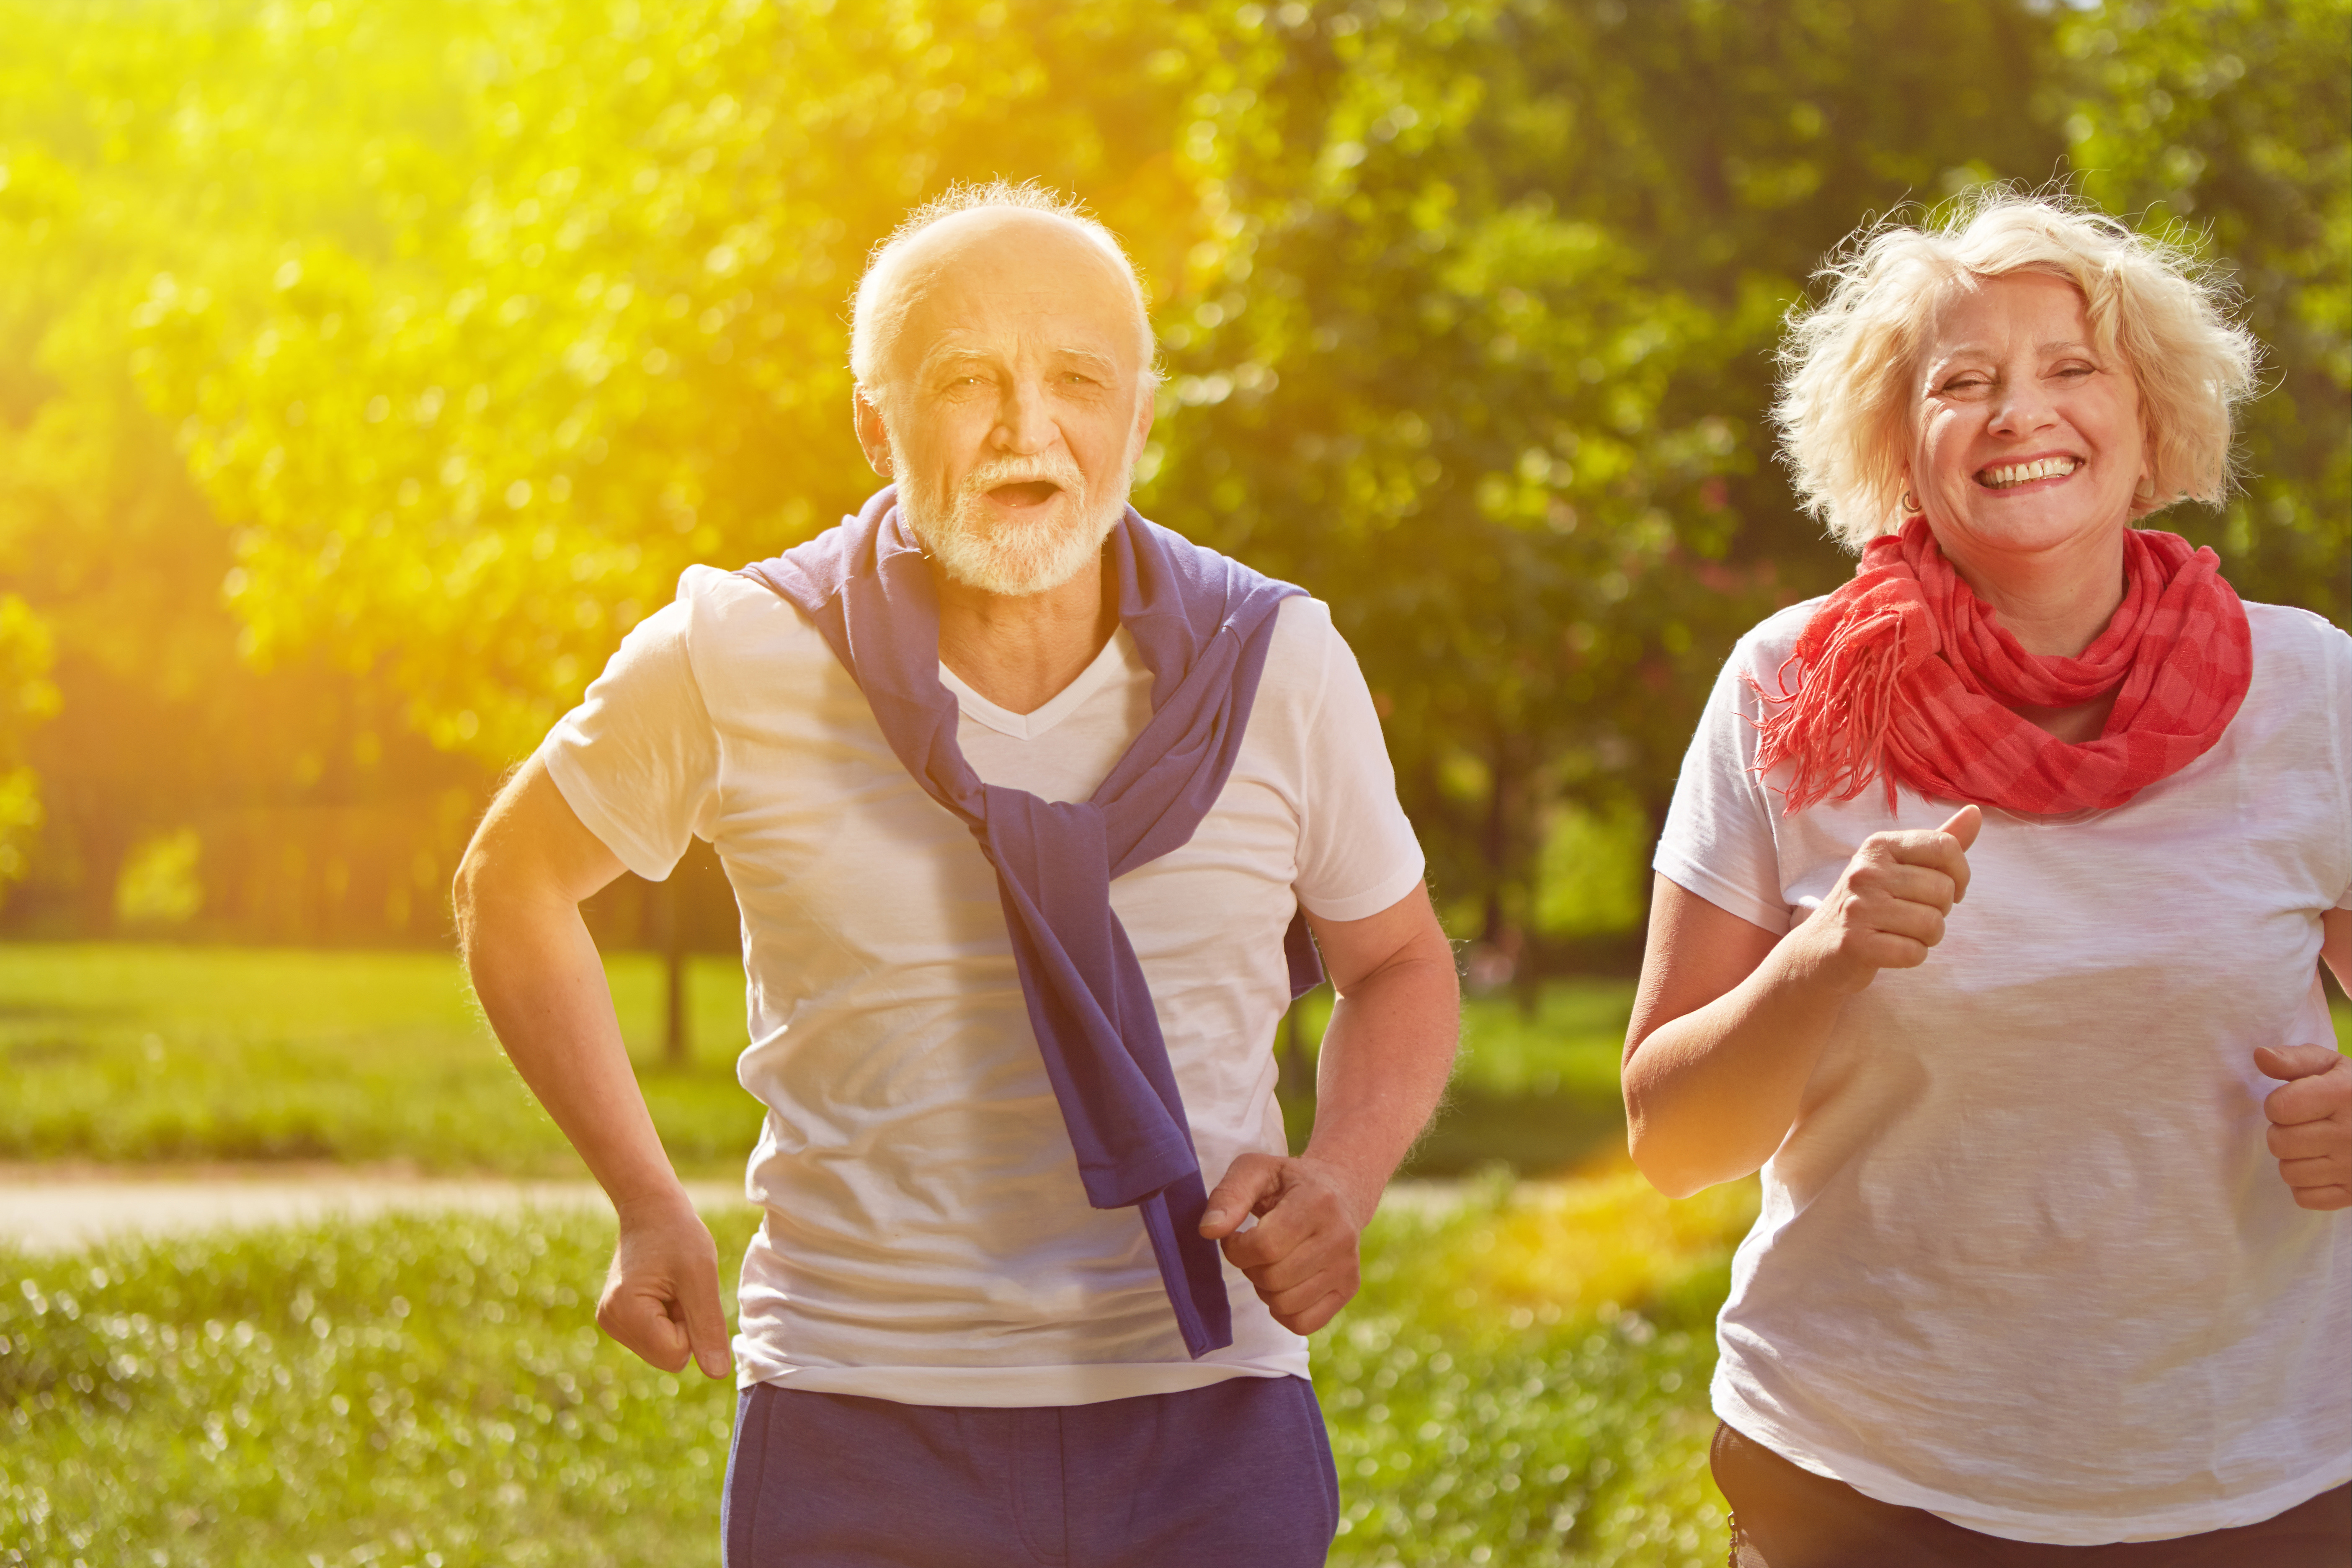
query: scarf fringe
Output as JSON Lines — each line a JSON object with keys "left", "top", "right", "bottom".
{"left": 1748, "top": 606, "right": 1907, "bottom": 815}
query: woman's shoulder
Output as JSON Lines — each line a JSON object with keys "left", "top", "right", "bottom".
{"left": 2243, "top": 598, "right": 2352, "bottom": 660}
{"left": 1723, "top": 597, "right": 1831, "bottom": 679}
{"left": 2239, "top": 599, "right": 2351, "bottom": 728}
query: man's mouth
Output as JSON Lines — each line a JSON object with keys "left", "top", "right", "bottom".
{"left": 1976, "top": 456, "right": 2081, "bottom": 489}
{"left": 985, "top": 480, "right": 1063, "bottom": 508}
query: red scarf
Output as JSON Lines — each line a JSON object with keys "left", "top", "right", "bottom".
{"left": 1749, "top": 519, "right": 2253, "bottom": 815}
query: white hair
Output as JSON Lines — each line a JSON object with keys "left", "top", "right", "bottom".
{"left": 1774, "top": 188, "right": 2262, "bottom": 550}
{"left": 847, "top": 179, "right": 1159, "bottom": 394}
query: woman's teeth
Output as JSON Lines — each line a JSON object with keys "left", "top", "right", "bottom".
{"left": 1979, "top": 456, "right": 2080, "bottom": 488}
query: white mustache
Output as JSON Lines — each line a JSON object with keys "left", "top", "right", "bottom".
{"left": 959, "top": 453, "right": 1086, "bottom": 497}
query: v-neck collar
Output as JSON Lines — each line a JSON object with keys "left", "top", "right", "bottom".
{"left": 938, "top": 627, "right": 1142, "bottom": 742}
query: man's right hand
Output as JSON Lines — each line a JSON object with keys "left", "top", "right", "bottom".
{"left": 597, "top": 1191, "right": 734, "bottom": 1379}
{"left": 1785, "top": 805, "right": 1981, "bottom": 993}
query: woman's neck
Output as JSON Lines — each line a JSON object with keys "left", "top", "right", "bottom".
{"left": 1940, "top": 526, "right": 2128, "bottom": 659}
{"left": 1936, "top": 521, "right": 2129, "bottom": 743}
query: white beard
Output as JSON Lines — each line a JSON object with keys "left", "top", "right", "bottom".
{"left": 894, "top": 445, "right": 1130, "bottom": 597}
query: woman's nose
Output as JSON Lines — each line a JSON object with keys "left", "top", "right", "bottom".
{"left": 1987, "top": 370, "right": 2058, "bottom": 437}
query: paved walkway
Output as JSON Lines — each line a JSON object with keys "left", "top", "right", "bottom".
{"left": 0, "top": 1167, "right": 1475, "bottom": 1253}
{"left": 0, "top": 1168, "right": 750, "bottom": 1253}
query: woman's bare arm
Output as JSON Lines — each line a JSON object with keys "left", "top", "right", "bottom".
{"left": 2250, "top": 905, "right": 2352, "bottom": 1212}
{"left": 1622, "top": 807, "right": 1978, "bottom": 1198}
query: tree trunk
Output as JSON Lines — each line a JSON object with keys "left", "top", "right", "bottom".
{"left": 654, "top": 875, "right": 689, "bottom": 1066}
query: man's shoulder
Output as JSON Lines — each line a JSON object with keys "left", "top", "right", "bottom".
{"left": 670, "top": 562, "right": 841, "bottom": 669}
{"left": 1254, "top": 594, "right": 1344, "bottom": 708}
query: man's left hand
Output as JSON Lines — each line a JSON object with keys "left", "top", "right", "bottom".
{"left": 1200, "top": 1153, "right": 1370, "bottom": 1335}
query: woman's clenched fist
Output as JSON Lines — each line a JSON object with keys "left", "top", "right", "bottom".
{"left": 1787, "top": 805, "right": 1981, "bottom": 995}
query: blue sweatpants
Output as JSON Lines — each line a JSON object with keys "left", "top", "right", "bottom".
{"left": 721, "top": 1375, "right": 1341, "bottom": 1567}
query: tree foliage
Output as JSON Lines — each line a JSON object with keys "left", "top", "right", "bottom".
{"left": 2, "top": 0, "right": 2343, "bottom": 952}
{"left": 2058, "top": 0, "right": 2349, "bottom": 623}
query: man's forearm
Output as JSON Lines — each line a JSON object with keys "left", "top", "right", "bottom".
{"left": 461, "top": 892, "right": 688, "bottom": 1213}
{"left": 1300, "top": 945, "right": 1460, "bottom": 1222}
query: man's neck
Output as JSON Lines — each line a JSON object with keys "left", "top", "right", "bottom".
{"left": 933, "top": 554, "right": 1121, "bottom": 715}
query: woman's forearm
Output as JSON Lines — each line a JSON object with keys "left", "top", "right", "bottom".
{"left": 1625, "top": 812, "right": 1976, "bottom": 1199}
{"left": 1623, "top": 932, "right": 1853, "bottom": 1197}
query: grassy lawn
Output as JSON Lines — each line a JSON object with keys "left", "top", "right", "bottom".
{"left": 0, "top": 1171, "right": 1756, "bottom": 1568}
{"left": 3, "top": 943, "right": 2345, "bottom": 1181}
{"left": 0, "top": 945, "right": 761, "bottom": 1178}
{"left": 0, "top": 945, "right": 1653, "bottom": 1179}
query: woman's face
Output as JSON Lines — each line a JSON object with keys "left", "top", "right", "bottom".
{"left": 1904, "top": 271, "right": 2146, "bottom": 572}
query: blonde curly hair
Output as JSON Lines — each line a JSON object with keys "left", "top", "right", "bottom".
{"left": 1774, "top": 189, "right": 2262, "bottom": 551}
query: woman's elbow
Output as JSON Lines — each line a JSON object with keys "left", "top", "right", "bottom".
{"left": 1624, "top": 1112, "right": 1718, "bottom": 1201}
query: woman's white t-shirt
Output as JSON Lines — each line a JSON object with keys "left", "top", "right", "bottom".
{"left": 542, "top": 565, "right": 1426, "bottom": 1407}
{"left": 1655, "top": 597, "right": 2352, "bottom": 1545}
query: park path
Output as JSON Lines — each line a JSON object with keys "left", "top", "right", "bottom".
{"left": 0, "top": 1167, "right": 751, "bottom": 1253}
{"left": 0, "top": 1167, "right": 1470, "bottom": 1254}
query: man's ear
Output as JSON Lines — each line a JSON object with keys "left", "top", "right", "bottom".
{"left": 1127, "top": 379, "right": 1157, "bottom": 464}
{"left": 853, "top": 386, "right": 894, "bottom": 478}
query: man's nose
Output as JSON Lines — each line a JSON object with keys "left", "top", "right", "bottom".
{"left": 990, "top": 380, "right": 1056, "bottom": 455}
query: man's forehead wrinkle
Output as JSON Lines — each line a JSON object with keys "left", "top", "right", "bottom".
{"left": 913, "top": 338, "right": 1123, "bottom": 377}
{"left": 896, "top": 284, "right": 1140, "bottom": 386}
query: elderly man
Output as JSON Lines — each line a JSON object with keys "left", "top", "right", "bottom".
{"left": 454, "top": 181, "right": 1457, "bottom": 1565}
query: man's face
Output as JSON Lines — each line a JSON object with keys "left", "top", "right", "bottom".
{"left": 855, "top": 211, "right": 1155, "bottom": 597}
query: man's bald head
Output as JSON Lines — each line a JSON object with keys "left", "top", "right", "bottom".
{"left": 848, "top": 181, "right": 1158, "bottom": 398}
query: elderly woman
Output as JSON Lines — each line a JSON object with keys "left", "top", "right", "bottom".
{"left": 1625, "top": 192, "right": 2350, "bottom": 1564}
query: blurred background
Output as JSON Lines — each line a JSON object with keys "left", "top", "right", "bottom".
{"left": 0, "top": 1, "right": 2344, "bottom": 1563}
{"left": 2, "top": 0, "right": 2342, "bottom": 972}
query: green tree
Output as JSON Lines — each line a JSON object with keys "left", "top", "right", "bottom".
{"left": 16, "top": 0, "right": 2334, "bottom": 968}
{"left": 0, "top": 1, "right": 489, "bottom": 936}
{"left": 134, "top": 0, "right": 1219, "bottom": 766}
{"left": 2058, "top": 0, "right": 2350, "bottom": 624}
{"left": 1146, "top": 0, "right": 2066, "bottom": 954}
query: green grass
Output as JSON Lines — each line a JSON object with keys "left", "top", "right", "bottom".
{"left": 0, "top": 945, "right": 761, "bottom": 1178}
{"left": 0, "top": 1172, "right": 1755, "bottom": 1568}
{"left": 5, "top": 944, "right": 2345, "bottom": 1181}
{"left": 0, "top": 945, "right": 1648, "bottom": 1179}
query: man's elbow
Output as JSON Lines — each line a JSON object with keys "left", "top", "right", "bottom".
{"left": 451, "top": 833, "right": 517, "bottom": 953}
{"left": 451, "top": 846, "right": 487, "bottom": 951}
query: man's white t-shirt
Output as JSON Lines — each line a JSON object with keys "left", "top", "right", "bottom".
{"left": 543, "top": 563, "right": 1426, "bottom": 1408}
{"left": 1655, "top": 597, "right": 2352, "bottom": 1544}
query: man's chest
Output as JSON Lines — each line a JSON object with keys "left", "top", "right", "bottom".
{"left": 698, "top": 662, "right": 1306, "bottom": 972}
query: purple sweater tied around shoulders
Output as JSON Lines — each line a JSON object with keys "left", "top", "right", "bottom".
{"left": 741, "top": 486, "right": 1323, "bottom": 1358}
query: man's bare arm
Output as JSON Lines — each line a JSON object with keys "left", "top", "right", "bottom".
{"left": 453, "top": 756, "right": 731, "bottom": 1377}
{"left": 1201, "top": 884, "right": 1459, "bottom": 1334}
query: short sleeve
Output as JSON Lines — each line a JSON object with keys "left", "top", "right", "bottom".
{"left": 1653, "top": 632, "right": 1792, "bottom": 934}
{"left": 2322, "top": 615, "right": 2352, "bottom": 911}
{"left": 1288, "top": 603, "right": 1428, "bottom": 923}
{"left": 539, "top": 583, "right": 720, "bottom": 882}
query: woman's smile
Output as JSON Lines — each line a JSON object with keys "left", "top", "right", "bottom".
{"left": 1975, "top": 452, "right": 2082, "bottom": 491}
